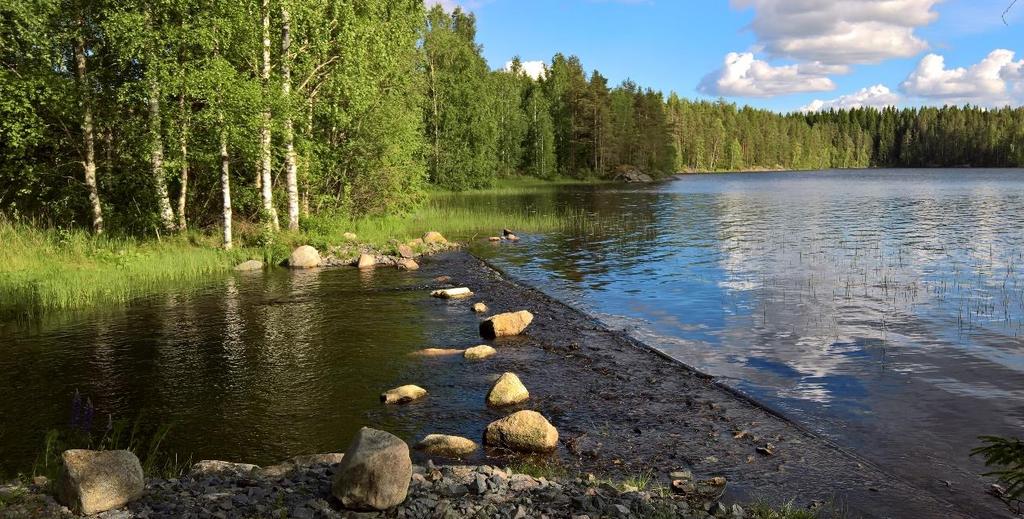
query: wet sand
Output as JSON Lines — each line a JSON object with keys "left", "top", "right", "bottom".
{"left": 397, "top": 250, "right": 1002, "bottom": 519}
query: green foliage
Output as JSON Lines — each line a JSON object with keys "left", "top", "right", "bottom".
{"left": 972, "top": 436, "right": 1024, "bottom": 501}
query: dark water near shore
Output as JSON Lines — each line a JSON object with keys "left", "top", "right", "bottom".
{"left": 470, "top": 168, "right": 1024, "bottom": 505}
{"left": 1, "top": 168, "right": 1021, "bottom": 513}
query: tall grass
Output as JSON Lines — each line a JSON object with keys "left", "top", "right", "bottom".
{"left": 0, "top": 221, "right": 250, "bottom": 319}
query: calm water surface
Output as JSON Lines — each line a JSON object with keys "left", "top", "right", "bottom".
{"left": 470, "top": 168, "right": 1024, "bottom": 500}
{"left": 1, "top": 168, "right": 1022, "bottom": 509}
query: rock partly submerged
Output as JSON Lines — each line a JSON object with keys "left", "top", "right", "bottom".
{"left": 56, "top": 449, "right": 145, "bottom": 515}
{"left": 432, "top": 287, "right": 473, "bottom": 299}
{"left": 487, "top": 372, "right": 530, "bottom": 407}
{"left": 358, "top": 253, "right": 376, "bottom": 269}
{"left": 479, "top": 310, "right": 534, "bottom": 339}
{"left": 472, "top": 302, "right": 489, "bottom": 314}
{"left": 398, "top": 258, "right": 419, "bottom": 271}
{"left": 234, "top": 259, "right": 264, "bottom": 272}
{"left": 415, "top": 434, "right": 479, "bottom": 458}
{"left": 332, "top": 427, "right": 412, "bottom": 511}
{"left": 463, "top": 345, "right": 497, "bottom": 360}
{"left": 485, "top": 410, "right": 559, "bottom": 453}
{"left": 381, "top": 384, "right": 427, "bottom": 404}
{"left": 411, "top": 348, "right": 464, "bottom": 357}
{"left": 289, "top": 246, "right": 322, "bottom": 268}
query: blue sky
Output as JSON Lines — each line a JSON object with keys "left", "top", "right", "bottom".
{"left": 435, "top": 0, "right": 1024, "bottom": 113}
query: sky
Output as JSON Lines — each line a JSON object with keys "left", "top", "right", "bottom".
{"left": 429, "top": 0, "right": 1024, "bottom": 113}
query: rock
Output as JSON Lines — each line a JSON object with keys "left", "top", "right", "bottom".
{"left": 502, "top": 228, "right": 515, "bottom": 238}
{"left": 32, "top": 475, "right": 49, "bottom": 487}
{"left": 398, "top": 259, "right": 419, "bottom": 271}
{"left": 434, "top": 275, "right": 451, "bottom": 284}
{"left": 411, "top": 348, "right": 464, "bottom": 357}
{"left": 357, "top": 254, "right": 376, "bottom": 269}
{"left": 487, "top": 372, "right": 530, "bottom": 407}
{"left": 422, "top": 231, "right": 448, "bottom": 245}
{"left": 332, "top": 428, "right": 412, "bottom": 511}
{"left": 408, "top": 238, "right": 425, "bottom": 247}
{"left": 343, "top": 232, "right": 358, "bottom": 241}
{"left": 291, "top": 453, "right": 344, "bottom": 466}
{"left": 488, "top": 237, "right": 502, "bottom": 242}
{"left": 381, "top": 384, "right": 427, "bottom": 404}
{"left": 397, "top": 245, "right": 414, "bottom": 259}
{"left": 56, "top": 449, "right": 144, "bottom": 515}
{"left": 504, "top": 234, "right": 520, "bottom": 241}
{"left": 431, "top": 287, "right": 473, "bottom": 299}
{"left": 415, "top": 435, "right": 479, "bottom": 458}
{"left": 484, "top": 410, "right": 558, "bottom": 452}
{"left": 234, "top": 260, "right": 264, "bottom": 272}
{"left": 613, "top": 166, "right": 653, "bottom": 183}
{"left": 472, "top": 302, "right": 489, "bottom": 314}
{"left": 479, "top": 310, "right": 534, "bottom": 339}
{"left": 190, "top": 460, "right": 261, "bottom": 478}
{"left": 289, "top": 246, "right": 321, "bottom": 268}
{"left": 463, "top": 345, "right": 497, "bottom": 360}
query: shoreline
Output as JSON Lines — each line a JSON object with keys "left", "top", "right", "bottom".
{"left": 0, "top": 248, "right": 1007, "bottom": 518}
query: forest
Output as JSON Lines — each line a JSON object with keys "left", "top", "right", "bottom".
{"left": 3, "top": 1, "right": 1024, "bottom": 242}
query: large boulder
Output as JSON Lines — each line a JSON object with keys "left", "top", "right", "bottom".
{"left": 381, "top": 384, "right": 427, "bottom": 404}
{"left": 479, "top": 310, "right": 534, "bottom": 339}
{"left": 487, "top": 372, "right": 530, "bottom": 406}
{"left": 289, "top": 246, "right": 321, "bottom": 268}
{"left": 484, "top": 410, "right": 559, "bottom": 453}
{"left": 463, "top": 345, "right": 497, "bottom": 360}
{"left": 56, "top": 449, "right": 144, "bottom": 515}
{"left": 415, "top": 434, "right": 478, "bottom": 458}
{"left": 234, "top": 260, "right": 264, "bottom": 272}
{"left": 422, "top": 231, "right": 448, "bottom": 245}
{"left": 332, "top": 428, "right": 412, "bottom": 511}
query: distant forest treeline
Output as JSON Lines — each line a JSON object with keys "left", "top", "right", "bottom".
{"left": 2, "top": 2, "right": 1023, "bottom": 238}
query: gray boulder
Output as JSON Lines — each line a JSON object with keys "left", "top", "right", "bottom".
{"left": 332, "top": 428, "right": 412, "bottom": 510}
{"left": 56, "top": 449, "right": 144, "bottom": 515}
{"left": 234, "top": 260, "right": 264, "bottom": 272}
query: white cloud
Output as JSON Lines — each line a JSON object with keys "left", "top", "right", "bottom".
{"left": 900, "top": 49, "right": 1024, "bottom": 106}
{"left": 732, "top": 0, "right": 940, "bottom": 65}
{"left": 503, "top": 60, "right": 547, "bottom": 80}
{"left": 801, "top": 84, "right": 900, "bottom": 112}
{"left": 698, "top": 52, "right": 836, "bottom": 97}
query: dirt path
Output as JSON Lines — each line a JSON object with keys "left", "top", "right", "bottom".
{"left": 394, "top": 251, "right": 1000, "bottom": 519}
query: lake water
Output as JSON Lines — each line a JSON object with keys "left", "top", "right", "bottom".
{"left": 1, "top": 169, "right": 1022, "bottom": 513}
{"left": 470, "top": 168, "right": 1024, "bottom": 506}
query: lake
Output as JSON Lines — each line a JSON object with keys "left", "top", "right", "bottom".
{"left": 470, "top": 168, "right": 1024, "bottom": 506}
{"left": 1, "top": 168, "right": 1021, "bottom": 513}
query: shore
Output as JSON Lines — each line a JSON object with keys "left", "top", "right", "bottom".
{"left": 3, "top": 248, "right": 1001, "bottom": 518}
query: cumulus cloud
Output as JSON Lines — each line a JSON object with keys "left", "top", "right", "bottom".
{"left": 900, "top": 49, "right": 1024, "bottom": 106}
{"left": 801, "top": 84, "right": 900, "bottom": 112}
{"left": 732, "top": 0, "right": 940, "bottom": 65}
{"left": 698, "top": 52, "right": 836, "bottom": 97}
{"left": 503, "top": 60, "right": 546, "bottom": 80}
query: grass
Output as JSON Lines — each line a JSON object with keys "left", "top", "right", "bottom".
{"left": 0, "top": 178, "right": 639, "bottom": 319}
{"left": 0, "top": 221, "right": 254, "bottom": 320}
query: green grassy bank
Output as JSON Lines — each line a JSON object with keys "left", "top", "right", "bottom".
{"left": 0, "top": 179, "right": 605, "bottom": 319}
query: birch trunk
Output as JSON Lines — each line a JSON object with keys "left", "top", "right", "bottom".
{"left": 149, "top": 80, "right": 176, "bottom": 232}
{"left": 176, "top": 94, "right": 189, "bottom": 231}
{"left": 281, "top": 4, "right": 299, "bottom": 230}
{"left": 220, "top": 118, "right": 233, "bottom": 250}
{"left": 74, "top": 26, "right": 103, "bottom": 234}
{"left": 259, "top": 0, "right": 278, "bottom": 230}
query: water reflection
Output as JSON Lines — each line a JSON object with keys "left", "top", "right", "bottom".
{"left": 472, "top": 169, "right": 1024, "bottom": 497}
{"left": 0, "top": 267, "right": 446, "bottom": 475}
